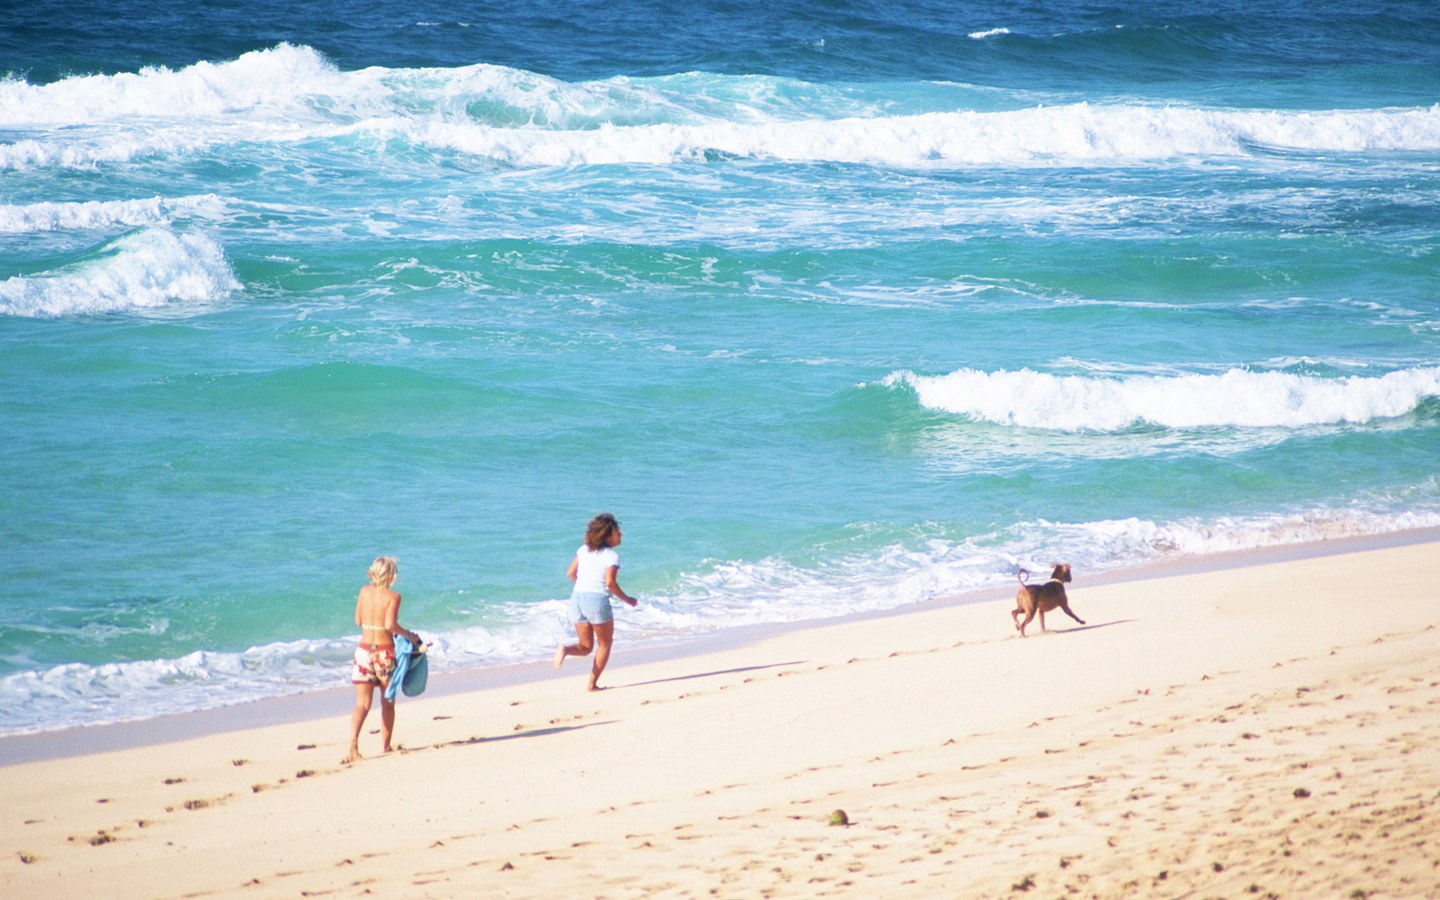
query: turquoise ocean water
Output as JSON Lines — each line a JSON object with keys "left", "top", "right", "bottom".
{"left": 2, "top": 0, "right": 1438, "bottom": 735}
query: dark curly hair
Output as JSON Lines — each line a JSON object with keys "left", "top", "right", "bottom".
{"left": 583, "top": 513, "right": 621, "bottom": 551}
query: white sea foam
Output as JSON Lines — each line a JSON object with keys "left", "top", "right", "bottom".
{"left": 4, "top": 45, "right": 1439, "bottom": 171}
{"left": 884, "top": 365, "right": 1440, "bottom": 431}
{"left": 2, "top": 503, "right": 1436, "bottom": 735}
{"left": 0, "top": 117, "right": 355, "bottom": 170}
{"left": 0, "top": 195, "right": 228, "bottom": 233}
{"left": 0, "top": 44, "right": 687, "bottom": 137}
{"left": 968, "top": 28, "right": 1012, "bottom": 39}
{"left": 0, "top": 43, "right": 351, "bottom": 125}
{"left": 0, "top": 227, "right": 241, "bottom": 317}
{"left": 391, "top": 103, "right": 1440, "bottom": 169}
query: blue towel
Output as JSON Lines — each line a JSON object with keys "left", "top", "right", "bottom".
{"left": 385, "top": 634, "right": 419, "bottom": 702}
{"left": 401, "top": 647, "right": 428, "bottom": 697}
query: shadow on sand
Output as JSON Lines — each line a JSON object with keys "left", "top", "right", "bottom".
{"left": 1030, "top": 618, "right": 1136, "bottom": 636}
{"left": 621, "top": 661, "right": 806, "bottom": 689}
{"left": 439, "top": 720, "right": 618, "bottom": 749}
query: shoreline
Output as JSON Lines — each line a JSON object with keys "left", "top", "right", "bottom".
{"left": 3, "top": 532, "right": 1438, "bottom": 897}
{"left": 3, "top": 524, "right": 1436, "bottom": 767}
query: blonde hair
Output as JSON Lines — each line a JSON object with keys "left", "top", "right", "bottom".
{"left": 367, "top": 556, "right": 398, "bottom": 588}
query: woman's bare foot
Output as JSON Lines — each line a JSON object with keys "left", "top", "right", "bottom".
{"left": 553, "top": 644, "right": 566, "bottom": 669}
{"left": 343, "top": 748, "right": 362, "bottom": 764}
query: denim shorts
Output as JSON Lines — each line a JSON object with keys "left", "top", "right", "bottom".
{"left": 570, "top": 591, "right": 614, "bottom": 625}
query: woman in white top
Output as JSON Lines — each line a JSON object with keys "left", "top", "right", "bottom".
{"left": 553, "top": 513, "right": 639, "bottom": 691}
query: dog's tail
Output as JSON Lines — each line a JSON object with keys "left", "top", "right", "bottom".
{"left": 1016, "top": 568, "right": 1030, "bottom": 586}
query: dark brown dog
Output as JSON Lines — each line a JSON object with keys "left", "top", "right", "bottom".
{"left": 1011, "top": 563, "right": 1084, "bottom": 637}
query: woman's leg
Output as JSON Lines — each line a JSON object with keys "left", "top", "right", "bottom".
{"left": 588, "top": 620, "right": 615, "bottom": 691}
{"left": 555, "top": 621, "right": 596, "bottom": 669}
{"left": 380, "top": 694, "right": 396, "bottom": 753}
{"left": 346, "top": 682, "right": 373, "bottom": 763}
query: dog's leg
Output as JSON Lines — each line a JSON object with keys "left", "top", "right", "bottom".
{"left": 1017, "top": 613, "right": 1036, "bottom": 637}
{"left": 1015, "top": 595, "right": 1037, "bottom": 637}
{"left": 1059, "top": 600, "right": 1085, "bottom": 625}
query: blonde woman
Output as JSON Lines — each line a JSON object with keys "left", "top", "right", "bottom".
{"left": 345, "top": 556, "right": 421, "bottom": 764}
{"left": 553, "top": 513, "right": 639, "bottom": 691}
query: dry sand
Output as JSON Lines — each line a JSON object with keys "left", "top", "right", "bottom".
{"left": 3, "top": 537, "right": 1439, "bottom": 898}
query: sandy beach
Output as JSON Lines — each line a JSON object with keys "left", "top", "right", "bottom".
{"left": 3, "top": 536, "right": 1439, "bottom": 898}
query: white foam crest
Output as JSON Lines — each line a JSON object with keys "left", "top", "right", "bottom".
{"left": 0, "top": 51, "right": 733, "bottom": 157}
{"left": 8, "top": 51, "right": 1438, "bottom": 171}
{"left": 394, "top": 102, "right": 1440, "bottom": 168}
{"left": 968, "top": 28, "right": 1012, "bottom": 39}
{"left": 0, "top": 195, "right": 228, "bottom": 233}
{"left": 886, "top": 365, "right": 1440, "bottom": 431}
{"left": 0, "top": 49, "right": 750, "bottom": 138}
{"left": 0, "top": 227, "right": 241, "bottom": 318}
{"left": 0, "top": 130, "right": 219, "bottom": 170}
{"left": 1237, "top": 104, "right": 1440, "bottom": 153}
{"left": 0, "top": 44, "right": 350, "bottom": 125}
{"left": 389, "top": 64, "right": 703, "bottom": 128}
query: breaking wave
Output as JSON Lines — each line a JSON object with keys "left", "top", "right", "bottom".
{"left": 884, "top": 365, "right": 1440, "bottom": 431}
{"left": 4, "top": 44, "right": 1439, "bottom": 170}
{"left": 0, "top": 228, "right": 241, "bottom": 317}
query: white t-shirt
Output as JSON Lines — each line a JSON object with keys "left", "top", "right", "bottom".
{"left": 573, "top": 545, "right": 620, "bottom": 594}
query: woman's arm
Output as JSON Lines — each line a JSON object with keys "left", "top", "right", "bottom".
{"left": 604, "top": 567, "right": 638, "bottom": 606}
{"left": 566, "top": 555, "right": 579, "bottom": 583}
